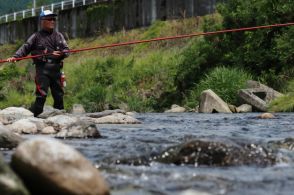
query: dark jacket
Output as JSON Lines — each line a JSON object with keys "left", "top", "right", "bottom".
{"left": 14, "top": 29, "right": 69, "bottom": 71}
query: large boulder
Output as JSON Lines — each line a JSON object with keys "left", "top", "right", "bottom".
{"left": 11, "top": 138, "right": 110, "bottom": 195}
{"left": 238, "top": 80, "right": 283, "bottom": 111}
{"left": 0, "top": 125, "right": 24, "bottom": 149}
{"left": 45, "top": 115, "right": 78, "bottom": 131}
{"left": 157, "top": 139, "right": 276, "bottom": 166}
{"left": 0, "top": 107, "right": 33, "bottom": 125}
{"left": 236, "top": 104, "right": 252, "bottom": 113}
{"left": 0, "top": 153, "right": 29, "bottom": 195}
{"left": 93, "top": 113, "right": 141, "bottom": 124}
{"left": 199, "top": 89, "right": 232, "bottom": 113}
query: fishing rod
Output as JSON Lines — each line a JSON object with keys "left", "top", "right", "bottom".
{"left": 0, "top": 22, "right": 293, "bottom": 64}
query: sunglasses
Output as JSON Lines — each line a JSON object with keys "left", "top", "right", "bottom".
{"left": 42, "top": 18, "right": 56, "bottom": 21}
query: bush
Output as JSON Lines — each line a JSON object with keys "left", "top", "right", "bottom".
{"left": 185, "top": 67, "right": 253, "bottom": 108}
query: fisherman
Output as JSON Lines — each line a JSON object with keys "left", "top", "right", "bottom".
{"left": 7, "top": 10, "right": 69, "bottom": 117}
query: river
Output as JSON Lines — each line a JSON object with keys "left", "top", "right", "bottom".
{"left": 4, "top": 113, "right": 294, "bottom": 194}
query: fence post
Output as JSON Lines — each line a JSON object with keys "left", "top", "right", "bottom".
{"left": 72, "top": 0, "right": 75, "bottom": 8}
{"left": 5, "top": 15, "right": 8, "bottom": 22}
{"left": 51, "top": 4, "right": 54, "bottom": 12}
{"left": 14, "top": 12, "right": 16, "bottom": 21}
{"left": 23, "top": 10, "right": 25, "bottom": 19}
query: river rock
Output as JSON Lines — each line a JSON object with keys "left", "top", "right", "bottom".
{"left": 11, "top": 138, "right": 110, "bottom": 195}
{"left": 7, "top": 119, "right": 38, "bottom": 134}
{"left": 0, "top": 107, "right": 33, "bottom": 125}
{"left": 71, "top": 104, "right": 86, "bottom": 114}
{"left": 199, "top": 89, "right": 232, "bottom": 113}
{"left": 41, "top": 126, "right": 57, "bottom": 134}
{"left": 86, "top": 109, "right": 126, "bottom": 118}
{"left": 45, "top": 115, "right": 78, "bottom": 131}
{"left": 0, "top": 125, "right": 24, "bottom": 149}
{"left": 55, "top": 121, "right": 101, "bottom": 138}
{"left": 236, "top": 104, "right": 252, "bottom": 113}
{"left": 38, "top": 106, "right": 66, "bottom": 119}
{"left": 258, "top": 113, "right": 275, "bottom": 119}
{"left": 157, "top": 139, "right": 276, "bottom": 166}
{"left": 0, "top": 153, "right": 29, "bottom": 195}
{"left": 165, "top": 104, "right": 186, "bottom": 113}
{"left": 93, "top": 113, "right": 141, "bottom": 124}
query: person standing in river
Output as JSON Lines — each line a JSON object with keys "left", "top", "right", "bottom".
{"left": 7, "top": 10, "right": 69, "bottom": 117}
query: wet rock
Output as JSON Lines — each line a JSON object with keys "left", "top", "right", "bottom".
{"left": 55, "top": 121, "right": 101, "bottom": 138}
{"left": 0, "top": 125, "right": 24, "bottom": 149}
{"left": 7, "top": 119, "right": 38, "bottom": 134}
{"left": 45, "top": 115, "right": 78, "bottom": 131}
{"left": 93, "top": 113, "right": 141, "bottom": 124}
{"left": 157, "top": 139, "right": 276, "bottom": 166}
{"left": 268, "top": 138, "right": 294, "bottom": 151}
{"left": 86, "top": 109, "right": 126, "bottom": 118}
{"left": 0, "top": 153, "right": 30, "bottom": 195}
{"left": 11, "top": 138, "right": 110, "bottom": 195}
{"left": 199, "top": 89, "right": 232, "bottom": 113}
{"left": 180, "top": 189, "right": 212, "bottom": 195}
{"left": 71, "top": 104, "right": 86, "bottom": 114}
{"left": 258, "top": 113, "right": 275, "bottom": 119}
{"left": 236, "top": 104, "right": 252, "bottom": 113}
{"left": 165, "top": 104, "right": 186, "bottom": 113}
{"left": 0, "top": 107, "right": 33, "bottom": 125}
{"left": 38, "top": 106, "right": 66, "bottom": 119}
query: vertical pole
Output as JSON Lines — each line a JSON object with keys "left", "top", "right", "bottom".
{"left": 83, "top": 0, "right": 86, "bottom": 6}
{"left": 72, "top": 0, "right": 75, "bottom": 8}
{"left": 41, "top": 6, "right": 44, "bottom": 12}
{"left": 32, "top": 8, "right": 35, "bottom": 16}
{"left": 51, "top": 4, "right": 54, "bottom": 12}
{"left": 61, "top": 1, "right": 64, "bottom": 10}
{"left": 14, "top": 12, "right": 16, "bottom": 21}
{"left": 23, "top": 10, "right": 25, "bottom": 19}
{"left": 5, "top": 15, "right": 8, "bottom": 22}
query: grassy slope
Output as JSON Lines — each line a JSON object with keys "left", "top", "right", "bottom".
{"left": 0, "top": 17, "right": 205, "bottom": 111}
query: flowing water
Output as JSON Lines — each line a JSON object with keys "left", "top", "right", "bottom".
{"left": 4, "top": 113, "right": 294, "bottom": 195}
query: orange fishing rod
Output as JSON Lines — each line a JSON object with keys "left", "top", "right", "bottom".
{"left": 0, "top": 22, "right": 293, "bottom": 64}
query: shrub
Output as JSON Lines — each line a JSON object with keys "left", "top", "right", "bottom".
{"left": 185, "top": 66, "right": 253, "bottom": 108}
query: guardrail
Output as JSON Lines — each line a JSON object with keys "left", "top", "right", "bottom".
{"left": 0, "top": 0, "right": 108, "bottom": 24}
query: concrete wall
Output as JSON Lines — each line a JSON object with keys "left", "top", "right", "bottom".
{"left": 0, "top": 0, "right": 221, "bottom": 44}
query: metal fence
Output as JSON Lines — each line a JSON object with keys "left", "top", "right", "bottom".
{"left": 0, "top": 0, "right": 108, "bottom": 24}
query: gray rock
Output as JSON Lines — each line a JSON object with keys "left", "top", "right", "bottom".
{"left": 7, "top": 119, "right": 38, "bottom": 134}
{"left": 0, "top": 125, "right": 24, "bottom": 149}
{"left": 11, "top": 138, "right": 110, "bottom": 195}
{"left": 165, "top": 104, "right": 186, "bottom": 113}
{"left": 199, "top": 89, "right": 232, "bottom": 113}
{"left": 38, "top": 106, "right": 66, "bottom": 119}
{"left": 41, "top": 126, "right": 56, "bottom": 134}
{"left": 71, "top": 104, "right": 86, "bottom": 114}
{"left": 86, "top": 109, "right": 126, "bottom": 118}
{"left": 238, "top": 80, "right": 283, "bottom": 112}
{"left": 0, "top": 153, "right": 30, "bottom": 195}
{"left": 55, "top": 121, "right": 101, "bottom": 138}
{"left": 238, "top": 88, "right": 268, "bottom": 111}
{"left": 93, "top": 113, "right": 141, "bottom": 124}
{"left": 0, "top": 107, "right": 33, "bottom": 125}
{"left": 45, "top": 115, "right": 78, "bottom": 131}
{"left": 236, "top": 104, "right": 252, "bottom": 113}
